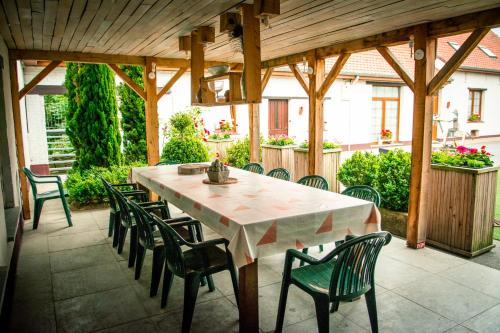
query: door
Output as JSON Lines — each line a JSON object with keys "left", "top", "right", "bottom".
{"left": 268, "top": 99, "right": 288, "bottom": 137}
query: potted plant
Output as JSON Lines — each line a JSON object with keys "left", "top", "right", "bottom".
{"left": 380, "top": 129, "right": 393, "bottom": 144}
{"left": 295, "top": 141, "right": 342, "bottom": 192}
{"left": 261, "top": 135, "right": 297, "bottom": 178}
{"left": 206, "top": 119, "right": 236, "bottom": 160}
{"left": 426, "top": 145, "right": 498, "bottom": 257}
{"left": 468, "top": 114, "right": 481, "bottom": 122}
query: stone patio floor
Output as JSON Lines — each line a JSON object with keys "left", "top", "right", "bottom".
{"left": 7, "top": 198, "right": 500, "bottom": 333}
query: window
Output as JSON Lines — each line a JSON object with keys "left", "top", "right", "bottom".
{"left": 478, "top": 45, "right": 497, "bottom": 58}
{"left": 448, "top": 41, "right": 460, "bottom": 51}
{"left": 468, "top": 89, "right": 484, "bottom": 121}
{"left": 371, "top": 86, "right": 400, "bottom": 142}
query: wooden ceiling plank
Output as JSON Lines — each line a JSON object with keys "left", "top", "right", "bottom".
{"left": 427, "top": 27, "right": 490, "bottom": 95}
{"left": 10, "top": 49, "right": 146, "bottom": 65}
{"left": 50, "top": 0, "right": 72, "bottom": 51}
{"left": 42, "top": 0, "right": 57, "bottom": 50}
{"left": 376, "top": 46, "right": 414, "bottom": 92}
{"left": 58, "top": 0, "right": 87, "bottom": 51}
{"left": 30, "top": 0, "right": 44, "bottom": 49}
{"left": 428, "top": 6, "right": 500, "bottom": 37}
{"left": 73, "top": 0, "right": 114, "bottom": 51}
{"left": 67, "top": 0, "right": 101, "bottom": 51}
{"left": 3, "top": 0, "right": 26, "bottom": 49}
{"left": 108, "top": 63, "right": 146, "bottom": 100}
{"left": 288, "top": 64, "right": 308, "bottom": 94}
{"left": 157, "top": 67, "right": 187, "bottom": 100}
{"left": 317, "top": 52, "right": 350, "bottom": 100}
{"left": 0, "top": 4, "right": 17, "bottom": 48}
{"left": 82, "top": 0, "right": 128, "bottom": 49}
{"left": 19, "top": 60, "right": 62, "bottom": 98}
{"left": 16, "top": 0, "right": 33, "bottom": 49}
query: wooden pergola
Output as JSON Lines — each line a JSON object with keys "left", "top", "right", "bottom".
{"left": 2, "top": 2, "right": 500, "bottom": 331}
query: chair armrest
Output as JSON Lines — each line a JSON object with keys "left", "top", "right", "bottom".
{"left": 139, "top": 201, "right": 166, "bottom": 207}
{"left": 33, "top": 179, "right": 61, "bottom": 185}
{"left": 169, "top": 219, "right": 202, "bottom": 228}
{"left": 163, "top": 217, "right": 192, "bottom": 223}
{"left": 122, "top": 191, "right": 148, "bottom": 199}
{"left": 185, "top": 237, "right": 229, "bottom": 250}
{"left": 111, "top": 183, "right": 138, "bottom": 189}
{"left": 286, "top": 249, "right": 319, "bottom": 265}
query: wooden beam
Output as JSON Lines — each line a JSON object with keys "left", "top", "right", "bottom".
{"left": 406, "top": 25, "right": 436, "bottom": 249}
{"left": 144, "top": 57, "right": 159, "bottom": 166}
{"left": 427, "top": 28, "right": 490, "bottom": 95}
{"left": 248, "top": 104, "right": 260, "bottom": 164}
{"left": 157, "top": 67, "right": 187, "bottom": 100}
{"left": 317, "top": 52, "right": 350, "bottom": 100}
{"left": 108, "top": 64, "right": 146, "bottom": 100}
{"left": 191, "top": 30, "right": 204, "bottom": 104}
{"left": 261, "top": 7, "right": 500, "bottom": 68}
{"left": 19, "top": 60, "right": 62, "bottom": 98}
{"left": 261, "top": 67, "right": 273, "bottom": 93}
{"left": 9, "top": 58, "right": 30, "bottom": 219}
{"left": 241, "top": 4, "right": 261, "bottom": 103}
{"left": 288, "top": 64, "right": 308, "bottom": 94}
{"left": 376, "top": 47, "right": 414, "bottom": 92}
{"left": 9, "top": 49, "right": 146, "bottom": 65}
{"left": 230, "top": 105, "right": 237, "bottom": 132}
{"left": 307, "top": 52, "right": 325, "bottom": 176}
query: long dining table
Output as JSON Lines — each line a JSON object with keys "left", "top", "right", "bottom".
{"left": 132, "top": 165, "right": 381, "bottom": 333}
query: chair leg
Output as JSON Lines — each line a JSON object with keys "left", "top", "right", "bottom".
{"left": 313, "top": 295, "right": 330, "bottom": 333}
{"left": 228, "top": 266, "right": 239, "bottom": 307}
{"left": 205, "top": 275, "right": 215, "bottom": 292}
{"left": 33, "top": 199, "right": 43, "bottom": 230}
{"left": 300, "top": 248, "right": 309, "bottom": 267}
{"left": 60, "top": 195, "right": 73, "bottom": 227}
{"left": 135, "top": 243, "right": 146, "bottom": 280}
{"left": 161, "top": 268, "right": 174, "bottom": 308}
{"left": 319, "top": 244, "right": 324, "bottom": 252}
{"left": 112, "top": 214, "right": 120, "bottom": 248}
{"left": 108, "top": 212, "right": 114, "bottom": 237}
{"left": 150, "top": 247, "right": 165, "bottom": 297}
{"left": 275, "top": 281, "right": 290, "bottom": 333}
{"left": 128, "top": 226, "right": 138, "bottom": 268}
{"left": 365, "top": 289, "right": 378, "bottom": 333}
{"left": 182, "top": 274, "right": 201, "bottom": 333}
{"left": 117, "top": 225, "right": 127, "bottom": 254}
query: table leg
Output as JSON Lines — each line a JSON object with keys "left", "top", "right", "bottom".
{"left": 238, "top": 259, "right": 259, "bottom": 333}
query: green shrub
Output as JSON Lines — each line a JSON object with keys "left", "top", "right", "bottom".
{"left": 337, "top": 151, "right": 379, "bottom": 187}
{"left": 431, "top": 145, "right": 493, "bottom": 168}
{"left": 65, "top": 164, "right": 144, "bottom": 206}
{"left": 266, "top": 135, "right": 294, "bottom": 146}
{"left": 374, "top": 149, "right": 411, "bottom": 212}
{"left": 225, "top": 137, "right": 251, "bottom": 168}
{"left": 299, "top": 140, "right": 341, "bottom": 149}
{"left": 161, "top": 137, "right": 209, "bottom": 164}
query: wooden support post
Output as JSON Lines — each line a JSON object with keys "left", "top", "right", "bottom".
{"left": 427, "top": 28, "right": 489, "bottom": 95}
{"left": 230, "top": 105, "right": 237, "bottom": 132}
{"left": 19, "top": 60, "right": 62, "bottom": 98}
{"left": 9, "top": 59, "right": 30, "bottom": 219}
{"left": 407, "top": 25, "right": 436, "bottom": 249}
{"left": 108, "top": 64, "right": 146, "bottom": 100}
{"left": 289, "top": 64, "right": 308, "bottom": 94}
{"left": 238, "top": 260, "right": 259, "bottom": 333}
{"left": 261, "top": 68, "right": 273, "bottom": 92}
{"left": 241, "top": 4, "right": 261, "bottom": 103}
{"left": 376, "top": 47, "right": 414, "bottom": 92}
{"left": 157, "top": 67, "right": 187, "bottom": 100}
{"left": 144, "top": 57, "right": 159, "bottom": 166}
{"left": 191, "top": 30, "right": 204, "bottom": 104}
{"left": 248, "top": 104, "right": 260, "bottom": 163}
{"left": 307, "top": 53, "right": 325, "bottom": 175}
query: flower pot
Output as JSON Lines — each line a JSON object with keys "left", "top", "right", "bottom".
{"left": 261, "top": 144, "right": 297, "bottom": 178}
{"left": 293, "top": 148, "right": 342, "bottom": 192}
{"left": 206, "top": 138, "right": 234, "bottom": 160}
{"left": 207, "top": 170, "right": 230, "bottom": 183}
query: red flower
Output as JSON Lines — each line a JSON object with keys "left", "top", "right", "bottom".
{"left": 202, "top": 137, "right": 207, "bottom": 142}
{"left": 456, "top": 146, "right": 468, "bottom": 154}
{"left": 481, "top": 145, "right": 487, "bottom": 153}
{"left": 470, "top": 148, "right": 478, "bottom": 154}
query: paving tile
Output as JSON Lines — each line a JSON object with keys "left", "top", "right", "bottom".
{"left": 9, "top": 299, "right": 56, "bottom": 333}
{"left": 50, "top": 244, "right": 116, "bottom": 273}
{"left": 469, "top": 240, "right": 500, "bottom": 271}
{"left": 341, "top": 290, "right": 456, "bottom": 332}
{"left": 14, "top": 254, "right": 53, "bottom": 304}
{"left": 393, "top": 275, "right": 499, "bottom": 323}
{"left": 153, "top": 297, "right": 239, "bottom": 333}
{"left": 52, "top": 262, "right": 129, "bottom": 300}
{"left": 48, "top": 230, "right": 107, "bottom": 252}
{"left": 55, "top": 286, "right": 148, "bottom": 333}
{"left": 212, "top": 263, "right": 281, "bottom": 296}
{"left": 462, "top": 304, "right": 500, "bottom": 332}
{"left": 444, "top": 325, "right": 477, "bottom": 333}
{"left": 94, "top": 318, "right": 158, "bottom": 333}
{"left": 439, "top": 262, "right": 500, "bottom": 300}
{"left": 21, "top": 234, "right": 49, "bottom": 256}
{"left": 374, "top": 255, "right": 432, "bottom": 290}
{"left": 283, "top": 312, "right": 368, "bottom": 333}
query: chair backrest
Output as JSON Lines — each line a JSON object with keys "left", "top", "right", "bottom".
{"left": 100, "top": 177, "right": 119, "bottom": 212}
{"left": 22, "top": 167, "right": 38, "bottom": 197}
{"left": 297, "top": 175, "right": 329, "bottom": 191}
{"left": 341, "top": 185, "right": 381, "bottom": 207}
{"left": 242, "top": 163, "right": 264, "bottom": 174}
{"left": 267, "top": 168, "right": 291, "bottom": 181}
{"left": 134, "top": 202, "right": 187, "bottom": 277}
{"left": 156, "top": 160, "right": 179, "bottom": 166}
{"left": 112, "top": 186, "right": 134, "bottom": 228}
{"left": 328, "top": 232, "right": 391, "bottom": 301}
{"left": 127, "top": 197, "right": 159, "bottom": 249}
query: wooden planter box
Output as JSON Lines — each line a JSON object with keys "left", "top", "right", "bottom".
{"left": 294, "top": 148, "right": 342, "bottom": 192}
{"left": 380, "top": 208, "right": 408, "bottom": 238}
{"left": 425, "top": 164, "right": 499, "bottom": 257}
{"left": 206, "top": 139, "right": 234, "bottom": 160}
{"left": 261, "top": 144, "right": 297, "bottom": 177}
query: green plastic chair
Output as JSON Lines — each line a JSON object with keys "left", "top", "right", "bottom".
{"left": 147, "top": 207, "right": 239, "bottom": 332}
{"left": 242, "top": 163, "right": 264, "bottom": 174}
{"left": 342, "top": 185, "right": 381, "bottom": 207}
{"left": 267, "top": 168, "right": 291, "bottom": 181}
{"left": 22, "top": 167, "right": 72, "bottom": 229}
{"left": 127, "top": 198, "right": 195, "bottom": 297}
{"left": 275, "top": 232, "right": 392, "bottom": 333}
{"left": 297, "top": 175, "right": 329, "bottom": 191}
{"left": 101, "top": 177, "right": 147, "bottom": 247}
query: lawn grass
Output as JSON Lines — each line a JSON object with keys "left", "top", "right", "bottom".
{"left": 494, "top": 227, "right": 500, "bottom": 241}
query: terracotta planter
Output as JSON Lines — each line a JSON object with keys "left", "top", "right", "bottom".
{"left": 425, "top": 164, "right": 499, "bottom": 257}
{"left": 261, "top": 144, "right": 297, "bottom": 178}
{"left": 293, "top": 148, "right": 342, "bottom": 192}
{"left": 206, "top": 138, "right": 234, "bottom": 160}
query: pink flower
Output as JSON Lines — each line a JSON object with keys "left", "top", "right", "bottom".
{"left": 470, "top": 148, "right": 478, "bottom": 154}
{"left": 202, "top": 137, "right": 207, "bottom": 142}
{"left": 456, "top": 146, "right": 468, "bottom": 154}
